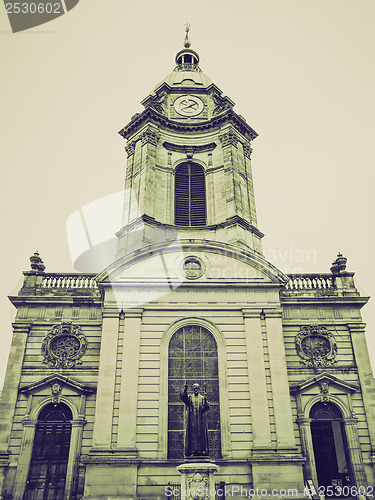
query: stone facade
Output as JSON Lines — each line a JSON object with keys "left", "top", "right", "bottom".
{"left": 0, "top": 34, "right": 374, "bottom": 500}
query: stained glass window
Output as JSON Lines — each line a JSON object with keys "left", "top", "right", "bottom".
{"left": 168, "top": 325, "right": 221, "bottom": 459}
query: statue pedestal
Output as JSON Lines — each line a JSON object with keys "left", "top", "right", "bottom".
{"left": 176, "top": 461, "right": 219, "bottom": 500}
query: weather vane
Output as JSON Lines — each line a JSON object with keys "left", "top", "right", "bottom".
{"left": 184, "top": 23, "right": 191, "bottom": 48}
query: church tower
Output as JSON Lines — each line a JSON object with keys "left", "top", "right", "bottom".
{"left": 116, "top": 25, "right": 263, "bottom": 257}
{"left": 1, "top": 27, "right": 374, "bottom": 500}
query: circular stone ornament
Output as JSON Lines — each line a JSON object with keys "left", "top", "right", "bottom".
{"left": 173, "top": 95, "right": 204, "bottom": 117}
{"left": 42, "top": 322, "right": 87, "bottom": 369}
{"left": 182, "top": 256, "right": 205, "bottom": 280}
{"left": 295, "top": 325, "right": 337, "bottom": 368}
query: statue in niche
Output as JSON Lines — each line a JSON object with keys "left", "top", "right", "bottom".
{"left": 180, "top": 383, "right": 210, "bottom": 457}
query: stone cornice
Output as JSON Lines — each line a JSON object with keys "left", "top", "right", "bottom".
{"left": 19, "top": 373, "right": 96, "bottom": 395}
{"left": 9, "top": 295, "right": 102, "bottom": 307}
{"left": 163, "top": 141, "right": 217, "bottom": 153}
{"left": 82, "top": 451, "right": 140, "bottom": 464}
{"left": 142, "top": 81, "right": 235, "bottom": 104}
{"left": 119, "top": 107, "right": 258, "bottom": 142}
{"left": 141, "top": 128, "right": 160, "bottom": 146}
{"left": 116, "top": 213, "right": 264, "bottom": 239}
{"left": 219, "top": 130, "right": 239, "bottom": 147}
{"left": 280, "top": 296, "right": 369, "bottom": 306}
{"left": 289, "top": 372, "right": 358, "bottom": 393}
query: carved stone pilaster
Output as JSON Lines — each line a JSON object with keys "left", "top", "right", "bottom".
{"left": 219, "top": 130, "right": 238, "bottom": 147}
{"left": 243, "top": 142, "right": 253, "bottom": 159}
{"left": 296, "top": 416, "right": 318, "bottom": 485}
{"left": 141, "top": 129, "right": 160, "bottom": 147}
{"left": 343, "top": 417, "right": 368, "bottom": 487}
{"left": 125, "top": 141, "right": 136, "bottom": 157}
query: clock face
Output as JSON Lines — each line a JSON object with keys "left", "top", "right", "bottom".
{"left": 174, "top": 95, "right": 204, "bottom": 117}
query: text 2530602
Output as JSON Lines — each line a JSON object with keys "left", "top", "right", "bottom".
{"left": 5, "top": 3, "right": 62, "bottom": 14}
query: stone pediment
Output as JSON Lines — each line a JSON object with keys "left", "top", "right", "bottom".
{"left": 289, "top": 372, "right": 358, "bottom": 395}
{"left": 97, "top": 240, "right": 287, "bottom": 287}
{"left": 19, "top": 373, "right": 96, "bottom": 396}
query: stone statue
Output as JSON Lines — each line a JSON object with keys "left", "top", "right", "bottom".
{"left": 180, "top": 383, "right": 209, "bottom": 457}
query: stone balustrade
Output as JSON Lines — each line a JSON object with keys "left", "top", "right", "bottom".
{"left": 285, "top": 274, "right": 335, "bottom": 291}
{"left": 42, "top": 274, "right": 98, "bottom": 289}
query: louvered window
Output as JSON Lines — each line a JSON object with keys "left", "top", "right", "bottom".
{"left": 175, "top": 163, "right": 206, "bottom": 226}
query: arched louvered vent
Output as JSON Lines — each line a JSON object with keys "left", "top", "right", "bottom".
{"left": 175, "top": 163, "right": 206, "bottom": 226}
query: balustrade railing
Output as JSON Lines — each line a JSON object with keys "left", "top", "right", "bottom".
{"left": 42, "top": 274, "right": 98, "bottom": 289}
{"left": 285, "top": 274, "right": 335, "bottom": 291}
{"left": 41, "top": 272, "right": 335, "bottom": 293}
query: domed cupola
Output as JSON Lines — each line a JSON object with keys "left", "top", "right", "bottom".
{"left": 174, "top": 24, "right": 201, "bottom": 72}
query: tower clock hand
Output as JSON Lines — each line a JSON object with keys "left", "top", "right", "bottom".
{"left": 181, "top": 102, "right": 199, "bottom": 110}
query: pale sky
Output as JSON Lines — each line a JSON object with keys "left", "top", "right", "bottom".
{"left": 1, "top": 0, "right": 374, "bottom": 387}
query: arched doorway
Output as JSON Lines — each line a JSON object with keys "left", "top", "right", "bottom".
{"left": 310, "top": 402, "right": 352, "bottom": 489}
{"left": 25, "top": 403, "right": 72, "bottom": 500}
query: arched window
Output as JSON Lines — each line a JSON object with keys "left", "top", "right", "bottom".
{"left": 25, "top": 403, "right": 72, "bottom": 499}
{"left": 167, "top": 325, "right": 221, "bottom": 459}
{"left": 175, "top": 162, "right": 206, "bottom": 226}
{"left": 310, "top": 402, "right": 352, "bottom": 488}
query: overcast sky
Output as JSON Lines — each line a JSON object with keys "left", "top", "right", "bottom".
{"left": 1, "top": 0, "right": 374, "bottom": 386}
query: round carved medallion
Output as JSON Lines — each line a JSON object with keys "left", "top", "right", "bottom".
{"left": 295, "top": 325, "right": 337, "bottom": 368}
{"left": 42, "top": 322, "right": 87, "bottom": 369}
{"left": 182, "top": 257, "right": 204, "bottom": 280}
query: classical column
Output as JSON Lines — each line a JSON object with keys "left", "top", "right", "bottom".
{"left": 297, "top": 417, "right": 319, "bottom": 486}
{"left": 12, "top": 420, "right": 36, "bottom": 500}
{"left": 348, "top": 323, "right": 375, "bottom": 459}
{"left": 343, "top": 418, "right": 368, "bottom": 487}
{"left": 64, "top": 418, "right": 86, "bottom": 499}
{"left": 0, "top": 323, "right": 31, "bottom": 455}
{"left": 92, "top": 310, "right": 120, "bottom": 449}
{"left": 117, "top": 308, "right": 143, "bottom": 452}
{"left": 242, "top": 309, "right": 271, "bottom": 448}
{"left": 264, "top": 309, "right": 296, "bottom": 448}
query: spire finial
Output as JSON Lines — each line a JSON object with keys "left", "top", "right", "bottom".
{"left": 184, "top": 23, "right": 191, "bottom": 48}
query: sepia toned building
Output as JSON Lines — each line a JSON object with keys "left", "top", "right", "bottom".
{"left": 0, "top": 31, "right": 374, "bottom": 500}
